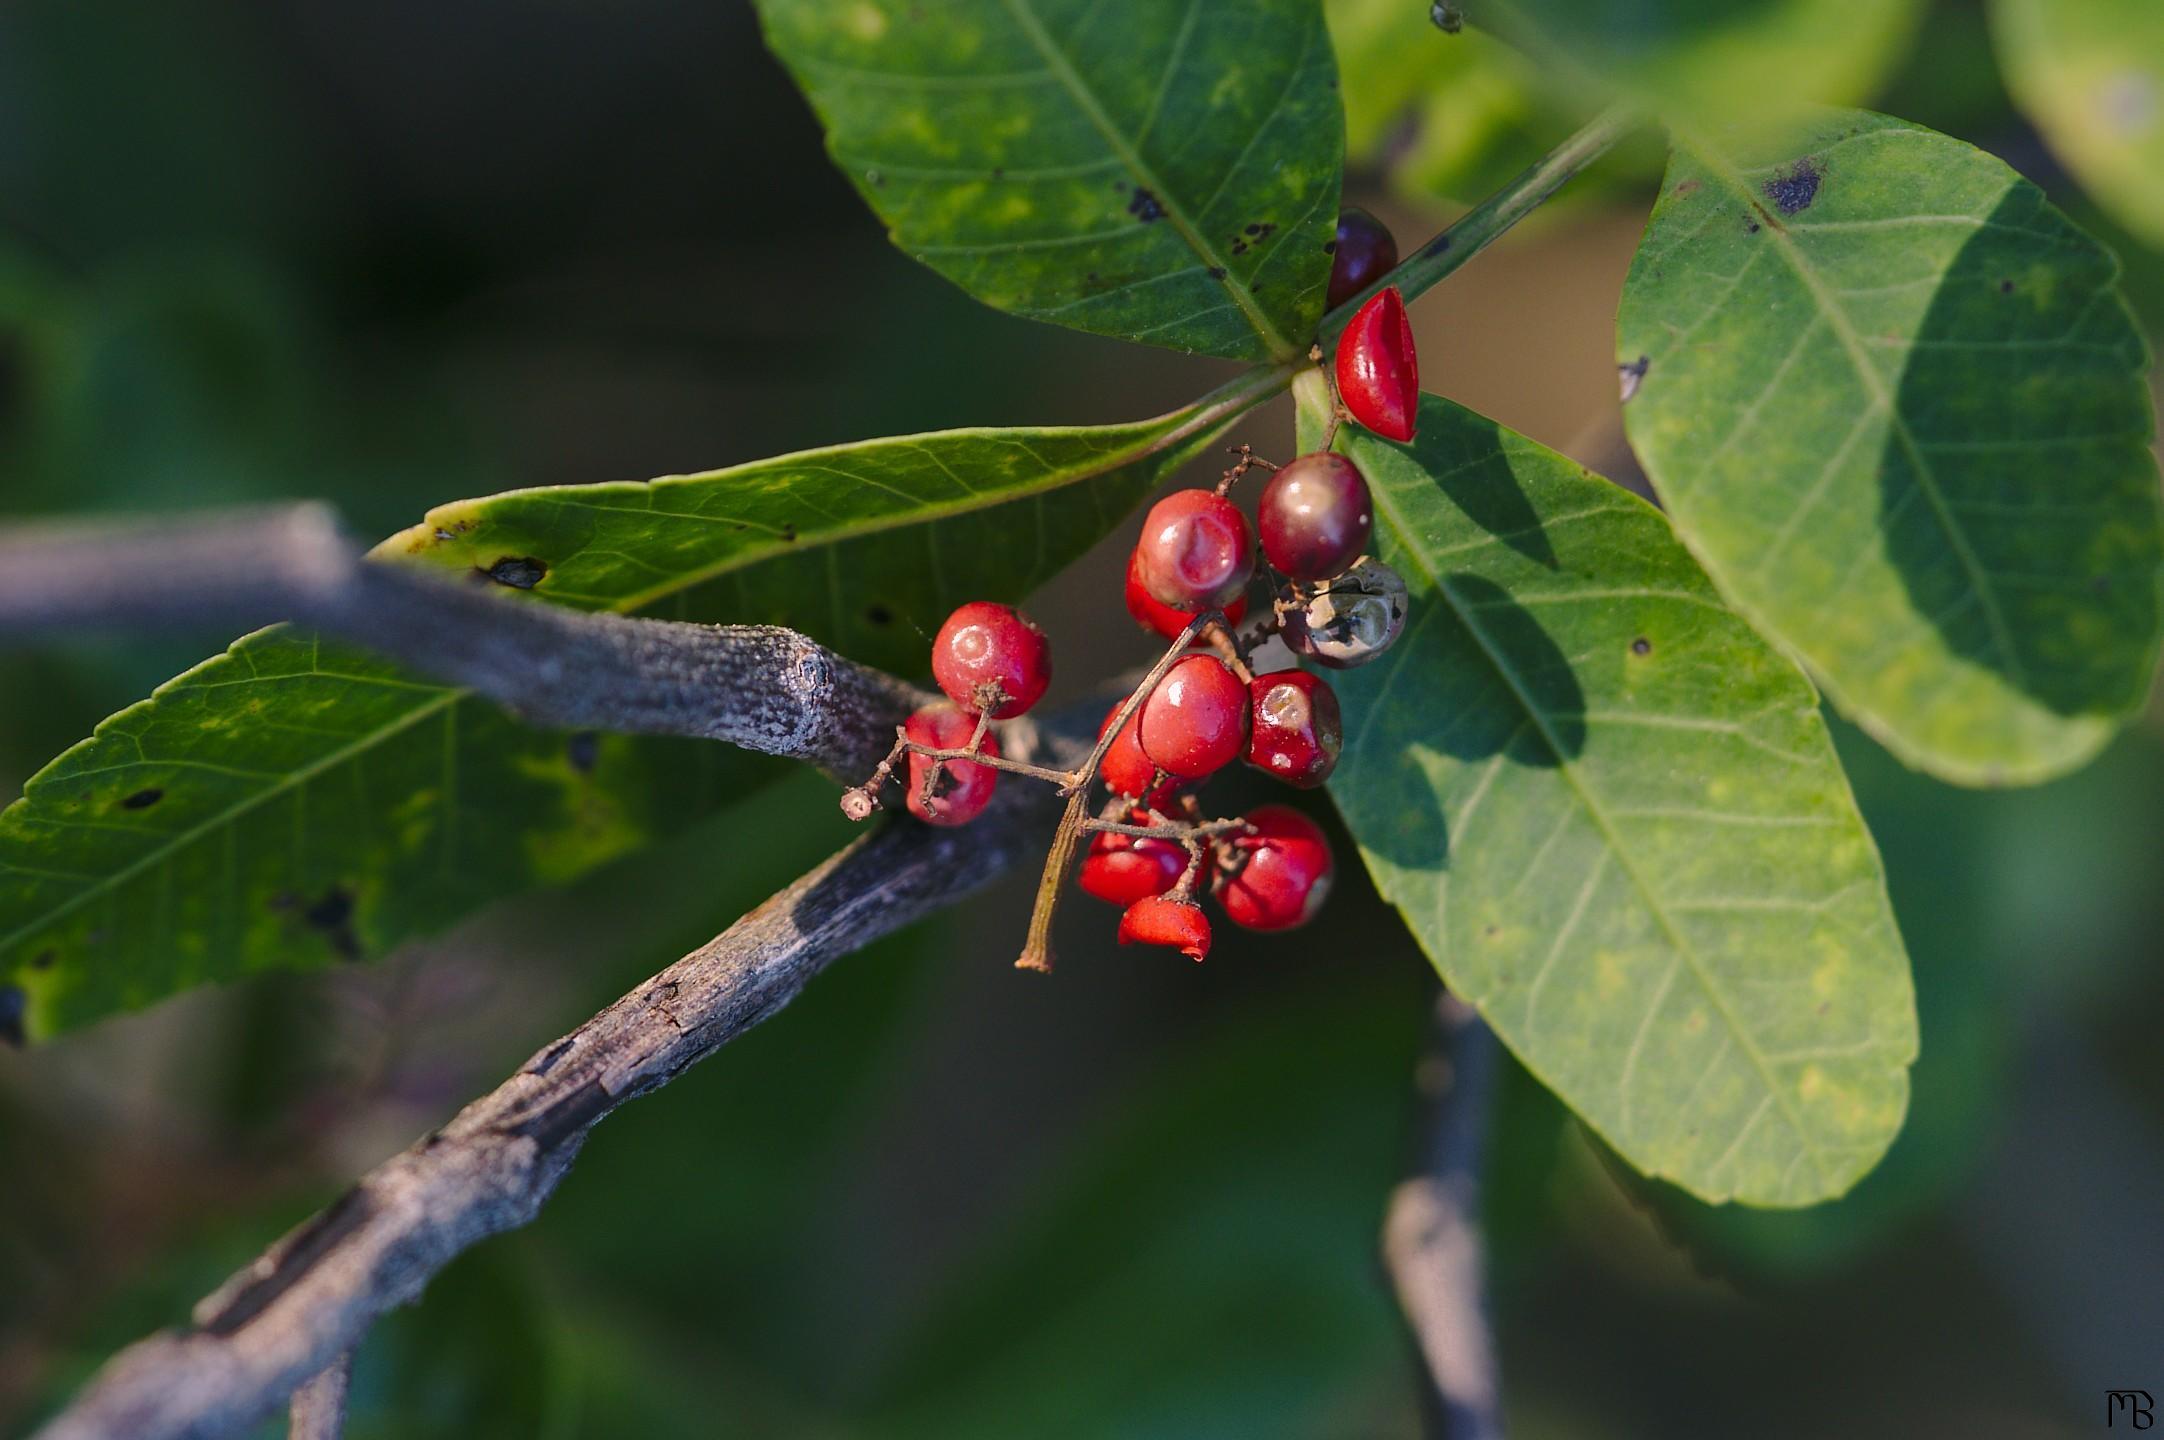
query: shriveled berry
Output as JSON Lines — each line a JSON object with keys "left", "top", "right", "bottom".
{"left": 1133, "top": 489, "right": 1254, "bottom": 612}
{"left": 1139, "top": 655, "right": 1250, "bottom": 780}
{"left": 1079, "top": 828, "right": 1187, "bottom": 907}
{"left": 904, "top": 702, "right": 1000, "bottom": 826}
{"left": 1098, "top": 700, "right": 1176, "bottom": 806}
{"left": 1125, "top": 547, "right": 1247, "bottom": 640}
{"left": 1335, "top": 286, "right": 1419, "bottom": 442}
{"left": 931, "top": 601, "right": 1051, "bottom": 719}
{"left": 1326, "top": 207, "right": 1400, "bottom": 310}
{"left": 1281, "top": 558, "right": 1409, "bottom": 669}
{"left": 1216, "top": 805, "right": 1333, "bottom": 932}
{"left": 1246, "top": 671, "right": 1343, "bottom": 788}
{"left": 1257, "top": 452, "right": 1373, "bottom": 581}
{"left": 1117, "top": 895, "right": 1212, "bottom": 962}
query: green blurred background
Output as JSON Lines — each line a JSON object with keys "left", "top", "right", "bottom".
{"left": 3, "top": 1, "right": 2162, "bottom": 1435}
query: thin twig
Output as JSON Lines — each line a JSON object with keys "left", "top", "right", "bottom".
{"left": 0, "top": 504, "right": 924, "bottom": 779}
{"left": 29, "top": 735, "right": 1076, "bottom": 1440}
{"left": 286, "top": 1355, "right": 349, "bottom": 1440}
{"left": 1383, "top": 992, "right": 1505, "bottom": 1440}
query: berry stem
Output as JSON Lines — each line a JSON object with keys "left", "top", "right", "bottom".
{"left": 1016, "top": 787, "right": 1090, "bottom": 973}
{"left": 1078, "top": 816, "right": 1255, "bottom": 842}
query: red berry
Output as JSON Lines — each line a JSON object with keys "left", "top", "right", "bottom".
{"left": 1117, "top": 895, "right": 1212, "bottom": 962}
{"left": 1326, "top": 207, "right": 1400, "bottom": 310}
{"left": 1133, "top": 490, "right": 1254, "bottom": 612}
{"left": 1098, "top": 701, "right": 1176, "bottom": 805}
{"left": 1257, "top": 452, "right": 1373, "bottom": 580}
{"left": 1335, "top": 286, "right": 1419, "bottom": 443}
{"left": 1216, "top": 805, "right": 1334, "bottom": 931}
{"left": 1139, "top": 655, "right": 1250, "bottom": 780}
{"left": 1125, "top": 548, "right": 1247, "bottom": 640}
{"left": 1245, "top": 671, "right": 1343, "bottom": 789}
{"left": 931, "top": 601, "right": 1051, "bottom": 719}
{"left": 903, "top": 702, "right": 1000, "bottom": 827}
{"left": 1079, "top": 828, "right": 1188, "bottom": 907}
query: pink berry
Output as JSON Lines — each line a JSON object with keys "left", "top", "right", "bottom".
{"left": 1138, "top": 655, "right": 1249, "bottom": 780}
{"left": 931, "top": 601, "right": 1051, "bottom": 719}
{"left": 1335, "top": 286, "right": 1419, "bottom": 443}
{"left": 903, "top": 702, "right": 999, "bottom": 827}
{"left": 1079, "top": 828, "right": 1187, "bottom": 908}
{"left": 1245, "top": 671, "right": 1343, "bottom": 788}
{"left": 1216, "top": 805, "right": 1334, "bottom": 932}
{"left": 1125, "top": 547, "right": 1247, "bottom": 640}
{"left": 1133, "top": 490, "right": 1254, "bottom": 612}
{"left": 1258, "top": 452, "right": 1372, "bottom": 581}
{"left": 1117, "top": 895, "right": 1212, "bottom": 962}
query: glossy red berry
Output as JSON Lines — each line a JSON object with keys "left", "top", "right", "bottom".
{"left": 1335, "top": 286, "right": 1419, "bottom": 443}
{"left": 1079, "top": 828, "right": 1188, "bottom": 907}
{"left": 1117, "top": 895, "right": 1212, "bottom": 962}
{"left": 931, "top": 601, "right": 1051, "bottom": 719}
{"left": 1125, "top": 547, "right": 1247, "bottom": 640}
{"left": 1257, "top": 452, "right": 1373, "bottom": 581}
{"left": 1326, "top": 207, "right": 1400, "bottom": 310}
{"left": 903, "top": 702, "right": 1000, "bottom": 827}
{"left": 1216, "top": 805, "right": 1334, "bottom": 932}
{"left": 1246, "top": 671, "right": 1343, "bottom": 788}
{"left": 1098, "top": 701, "right": 1176, "bottom": 806}
{"left": 1139, "top": 655, "right": 1250, "bottom": 780}
{"left": 1133, "top": 489, "right": 1254, "bottom": 612}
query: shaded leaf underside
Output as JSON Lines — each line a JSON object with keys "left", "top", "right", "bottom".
{"left": 1328, "top": 395, "right": 1915, "bottom": 1205}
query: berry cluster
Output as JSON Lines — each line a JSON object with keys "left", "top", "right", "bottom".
{"left": 841, "top": 211, "right": 1418, "bottom": 972}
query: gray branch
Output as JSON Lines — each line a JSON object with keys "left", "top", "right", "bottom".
{"left": 1382, "top": 992, "right": 1505, "bottom": 1440}
{"left": 285, "top": 1356, "right": 349, "bottom": 1440}
{"left": 30, "top": 745, "right": 1071, "bottom": 1440}
{"left": 0, "top": 504, "right": 922, "bottom": 777}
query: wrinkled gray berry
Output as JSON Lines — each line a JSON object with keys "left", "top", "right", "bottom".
{"left": 1280, "top": 558, "right": 1408, "bottom": 669}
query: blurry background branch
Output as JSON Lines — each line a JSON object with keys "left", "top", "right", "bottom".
{"left": 0, "top": 506, "right": 926, "bottom": 778}
{"left": 30, "top": 746, "right": 1072, "bottom": 1440}
{"left": 1384, "top": 992, "right": 1505, "bottom": 1440}
{"left": 284, "top": 1355, "right": 348, "bottom": 1440}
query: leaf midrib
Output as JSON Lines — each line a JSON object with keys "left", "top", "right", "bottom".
{"left": 1673, "top": 126, "right": 2030, "bottom": 689}
{"left": 1365, "top": 467, "right": 1836, "bottom": 1194}
{"left": 996, "top": 0, "right": 1296, "bottom": 360}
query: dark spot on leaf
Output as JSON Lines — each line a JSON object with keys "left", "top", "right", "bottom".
{"left": 990, "top": 166, "right": 1004, "bottom": 179}
{"left": 1763, "top": 160, "right": 1821, "bottom": 216}
{"left": 121, "top": 787, "right": 164, "bottom": 811}
{"left": 433, "top": 528, "right": 455, "bottom": 543}
{"left": 566, "top": 732, "right": 599, "bottom": 774}
{"left": 1618, "top": 355, "right": 1650, "bottom": 404}
{"left": 268, "top": 891, "right": 299, "bottom": 912}
{"left": 1430, "top": 1, "right": 1464, "bottom": 32}
{"left": 0, "top": 985, "right": 24, "bottom": 1047}
{"left": 304, "top": 887, "right": 361, "bottom": 962}
{"left": 1086, "top": 271, "right": 1101, "bottom": 285}
{"left": 1207, "top": 265, "right": 1227, "bottom": 281}
{"left": 780, "top": 523, "right": 798, "bottom": 543}
{"left": 31, "top": 949, "right": 55, "bottom": 971}
{"left": 1245, "top": 223, "right": 1263, "bottom": 236}
{"left": 1672, "top": 178, "right": 1701, "bottom": 199}
{"left": 1484, "top": 924, "right": 1499, "bottom": 938}
{"left": 1746, "top": 220, "right": 1762, "bottom": 234}
{"left": 2000, "top": 278, "right": 2015, "bottom": 294}
{"left": 484, "top": 556, "right": 547, "bottom": 589}
{"left": 1230, "top": 239, "right": 1249, "bottom": 255}
{"left": 1252, "top": 222, "right": 1276, "bottom": 239}
{"left": 866, "top": 169, "right": 885, "bottom": 187}
{"left": 1631, "top": 637, "right": 1652, "bottom": 656}
{"left": 1322, "top": 239, "right": 1337, "bottom": 254}
{"left": 1127, "top": 187, "right": 1164, "bottom": 222}
{"left": 865, "top": 602, "right": 895, "bottom": 626}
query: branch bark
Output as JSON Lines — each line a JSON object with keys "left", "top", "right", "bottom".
{"left": 1383, "top": 992, "right": 1505, "bottom": 1440}
{"left": 30, "top": 748, "right": 1069, "bottom": 1440}
{"left": 0, "top": 504, "right": 922, "bottom": 777}
{"left": 285, "top": 1356, "right": 348, "bottom": 1440}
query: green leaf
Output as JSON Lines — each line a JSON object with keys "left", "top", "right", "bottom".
{"left": 0, "top": 412, "right": 1215, "bottom": 1038}
{"left": 1481, "top": 0, "right": 1928, "bottom": 131}
{"left": 1327, "top": 394, "right": 1917, "bottom": 1206}
{"left": 1617, "top": 110, "right": 2164, "bottom": 786}
{"left": 753, "top": 0, "right": 1343, "bottom": 362}
{"left": 1991, "top": 0, "right": 2164, "bottom": 251}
